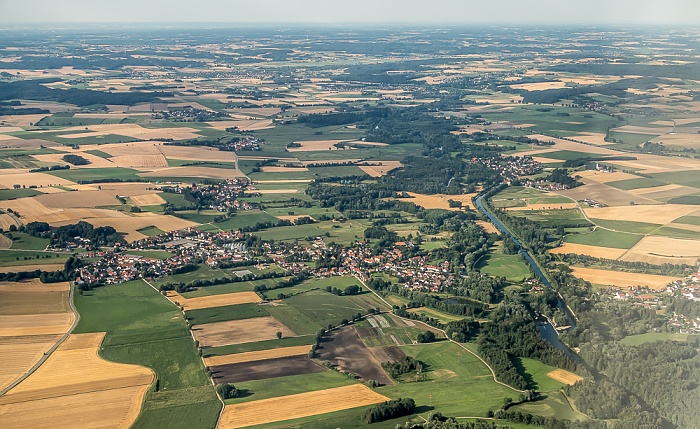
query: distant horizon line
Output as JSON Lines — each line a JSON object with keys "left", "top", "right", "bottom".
{"left": 0, "top": 22, "right": 696, "bottom": 29}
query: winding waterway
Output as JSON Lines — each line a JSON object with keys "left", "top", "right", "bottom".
{"left": 475, "top": 194, "right": 579, "bottom": 360}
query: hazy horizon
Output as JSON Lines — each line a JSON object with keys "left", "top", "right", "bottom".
{"left": 1, "top": 0, "right": 698, "bottom": 26}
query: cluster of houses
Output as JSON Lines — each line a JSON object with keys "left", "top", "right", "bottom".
{"left": 475, "top": 155, "right": 543, "bottom": 183}
{"left": 599, "top": 272, "right": 700, "bottom": 334}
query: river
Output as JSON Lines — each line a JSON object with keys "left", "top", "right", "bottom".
{"left": 475, "top": 194, "right": 579, "bottom": 360}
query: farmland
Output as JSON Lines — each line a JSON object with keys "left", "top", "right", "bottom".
{"left": 1, "top": 22, "right": 699, "bottom": 429}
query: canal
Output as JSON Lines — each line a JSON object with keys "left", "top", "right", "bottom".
{"left": 475, "top": 194, "right": 579, "bottom": 360}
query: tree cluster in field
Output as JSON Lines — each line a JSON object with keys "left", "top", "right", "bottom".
{"left": 215, "top": 383, "right": 241, "bottom": 399}
{"left": 25, "top": 221, "right": 120, "bottom": 249}
{"left": 61, "top": 154, "right": 90, "bottom": 166}
{"left": 546, "top": 168, "right": 582, "bottom": 188}
{"left": 381, "top": 356, "right": 424, "bottom": 380}
{"left": 324, "top": 284, "right": 361, "bottom": 296}
{"left": 363, "top": 398, "right": 416, "bottom": 423}
{"left": 28, "top": 164, "right": 70, "bottom": 173}
{"left": 444, "top": 318, "right": 480, "bottom": 342}
{"left": 416, "top": 330, "right": 437, "bottom": 343}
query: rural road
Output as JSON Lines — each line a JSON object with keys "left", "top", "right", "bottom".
{"left": 0, "top": 281, "right": 81, "bottom": 397}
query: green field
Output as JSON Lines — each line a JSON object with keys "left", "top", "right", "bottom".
{"left": 0, "top": 249, "right": 67, "bottom": 267}
{"left": 196, "top": 210, "right": 279, "bottom": 232}
{"left": 513, "top": 357, "right": 566, "bottom": 392}
{"left": 202, "top": 335, "right": 316, "bottom": 357}
{"left": 673, "top": 215, "right": 700, "bottom": 226}
{"left": 589, "top": 218, "right": 661, "bottom": 234}
{"left": 180, "top": 280, "right": 260, "bottom": 297}
{"left": 264, "top": 301, "right": 325, "bottom": 335}
{"left": 283, "top": 289, "right": 365, "bottom": 330}
{"left": 254, "top": 219, "right": 369, "bottom": 245}
{"left": 74, "top": 280, "right": 220, "bottom": 429}
{"left": 224, "top": 371, "right": 356, "bottom": 405}
{"left": 379, "top": 342, "right": 520, "bottom": 417}
{"left": 6, "top": 232, "right": 50, "bottom": 250}
{"left": 652, "top": 226, "right": 700, "bottom": 240}
{"left": 620, "top": 332, "right": 690, "bottom": 345}
{"left": 48, "top": 167, "right": 142, "bottom": 182}
{"left": 477, "top": 253, "right": 530, "bottom": 282}
{"left": 606, "top": 177, "right": 667, "bottom": 190}
{"left": 136, "top": 225, "right": 166, "bottom": 237}
{"left": 185, "top": 303, "right": 269, "bottom": 325}
{"left": 564, "top": 229, "right": 643, "bottom": 249}
{"left": 0, "top": 188, "right": 42, "bottom": 200}
{"left": 510, "top": 390, "right": 588, "bottom": 422}
{"left": 651, "top": 170, "right": 700, "bottom": 188}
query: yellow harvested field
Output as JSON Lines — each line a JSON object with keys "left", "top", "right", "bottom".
{"left": 650, "top": 133, "right": 700, "bottom": 149}
{"left": 2, "top": 197, "right": 131, "bottom": 224}
{"left": 358, "top": 161, "right": 403, "bottom": 177}
{"left": 286, "top": 140, "right": 352, "bottom": 152}
{"left": 139, "top": 166, "right": 245, "bottom": 179}
{"left": 192, "top": 316, "right": 295, "bottom": 347}
{"left": 57, "top": 124, "right": 201, "bottom": 140}
{"left": 110, "top": 154, "right": 169, "bottom": 168}
{"left": 158, "top": 145, "right": 237, "bottom": 162}
{"left": 550, "top": 243, "right": 628, "bottom": 259}
{"left": 206, "top": 119, "right": 274, "bottom": 131}
{"left": 88, "top": 215, "right": 196, "bottom": 243}
{"left": 0, "top": 213, "right": 17, "bottom": 231}
{"left": 0, "top": 313, "right": 75, "bottom": 337}
{"left": 130, "top": 193, "right": 166, "bottom": 206}
{"left": 0, "top": 171, "right": 76, "bottom": 189}
{"left": 32, "top": 152, "right": 116, "bottom": 168}
{"left": 203, "top": 345, "right": 313, "bottom": 367}
{"left": 0, "top": 335, "right": 61, "bottom": 392}
{"left": 546, "top": 369, "right": 583, "bottom": 386}
{"left": 401, "top": 192, "right": 476, "bottom": 210}
{"left": 571, "top": 132, "right": 612, "bottom": 145}
{"left": 475, "top": 220, "right": 500, "bottom": 234}
{"left": 621, "top": 236, "right": 700, "bottom": 265}
{"left": 218, "top": 384, "right": 390, "bottom": 429}
{"left": 0, "top": 280, "right": 73, "bottom": 392}
{"left": 0, "top": 332, "right": 153, "bottom": 429}
{"left": 571, "top": 267, "right": 679, "bottom": 290}
{"left": 0, "top": 234, "right": 11, "bottom": 249}
{"left": 584, "top": 205, "right": 700, "bottom": 225}
{"left": 611, "top": 125, "right": 670, "bottom": 135}
{"left": 99, "top": 141, "right": 163, "bottom": 156}
{"left": 526, "top": 134, "right": 617, "bottom": 155}
{"left": 507, "top": 202, "right": 578, "bottom": 211}
{"left": 33, "top": 190, "right": 121, "bottom": 208}
{"left": 166, "top": 291, "right": 261, "bottom": 310}
{"left": 510, "top": 81, "right": 568, "bottom": 91}
{"left": 0, "top": 263, "right": 64, "bottom": 273}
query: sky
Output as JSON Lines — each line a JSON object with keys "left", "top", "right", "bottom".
{"left": 0, "top": 0, "right": 697, "bottom": 25}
